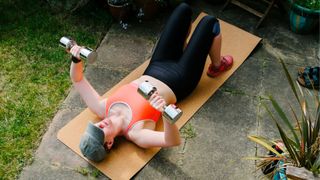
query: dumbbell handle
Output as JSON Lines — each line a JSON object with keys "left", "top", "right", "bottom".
{"left": 59, "top": 36, "right": 97, "bottom": 63}
{"left": 138, "top": 81, "right": 183, "bottom": 124}
{"left": 162, "top": 104, "right": 183, "bottom": 124}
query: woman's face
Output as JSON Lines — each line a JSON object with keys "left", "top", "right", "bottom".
{"left": 95, "top": 117, "right": 114, "bottom": 149}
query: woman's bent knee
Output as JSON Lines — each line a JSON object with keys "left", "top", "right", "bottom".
{"left": 198, "top": 16, "right": 220, "bottom": 37}
{"left": 212, "top": 20, "right": 220, "bottom": 36}
{"left": 174, "top": 2, "right": 192, "bottom": 18}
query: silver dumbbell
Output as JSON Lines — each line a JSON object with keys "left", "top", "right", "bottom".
{"left": 59, "top": 36, "right": 97, "bottom": 63}
{"left": 138, "top": 81, "right": 183, "bottom": 124}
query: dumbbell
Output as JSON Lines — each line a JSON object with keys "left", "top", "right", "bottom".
{"left": 138, "top": 81, "right": 183, "bottom": 124}
{"left": 59, "top": 36, "right": 97, "bottom": 63}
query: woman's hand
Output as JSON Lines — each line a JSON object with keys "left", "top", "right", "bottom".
{"left": 149, "top": 91, "right": 166, "bottom": 112}
{"left": 70, "top": 44, "right": 82, "bottom": 60}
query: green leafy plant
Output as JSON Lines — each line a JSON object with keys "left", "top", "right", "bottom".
{"left": 75, "top": 166, "right": 101, "bottom": 177}
{"left": 291, "top": 0, "right": 320, "bottom": 10}
{"left": 247, "top": 58, "right": 320, "bottom": 177}
{"left": 181, "top": 123, "right": 197, "bottom": 139}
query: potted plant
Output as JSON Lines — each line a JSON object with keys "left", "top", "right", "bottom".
{"left": 107, "top": 0, "right": 133, "bottom": 21}
{"left": 287, "top": 0, "right": 320, "bottom": 34}
{"left": 247, "top": 59, "right": 320, "bottom": 179}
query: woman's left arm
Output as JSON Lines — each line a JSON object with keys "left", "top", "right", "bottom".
{"left": 130, "top": 122, "right": 181, "bottom": 148}
{"left": 130, "top": 93, "right": 181, "bottom": 148}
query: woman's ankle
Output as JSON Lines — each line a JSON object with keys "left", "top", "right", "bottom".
{"left": 212, "top": 62, "right": 221, "bottom": 69}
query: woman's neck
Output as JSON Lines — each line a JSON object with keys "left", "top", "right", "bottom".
{"left": 110, "top": 114, "right": 126, "bottom": 136}
{"left": 109, "top": 104, "right": 132, "bottom": 136}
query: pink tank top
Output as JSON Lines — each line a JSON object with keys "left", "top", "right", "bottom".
{"left": 105, "top": 83, "right": 161, "bottom": 134}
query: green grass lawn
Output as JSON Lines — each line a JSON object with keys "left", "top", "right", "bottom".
{"left": 0, "top": 0, "right": 112, "bottom": 179}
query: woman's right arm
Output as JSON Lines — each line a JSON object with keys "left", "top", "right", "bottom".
{"left": 73, "top": 77, "right": 107, "bottom": 119}
{"left": 69, "top": 46, "right": 106, "bottom": 119}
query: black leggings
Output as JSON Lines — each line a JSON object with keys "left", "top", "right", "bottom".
{"left": 143, "top": 3, "right": 219, "bottom": 101}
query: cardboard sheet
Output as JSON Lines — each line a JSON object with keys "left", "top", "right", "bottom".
{"left": 57, "top": 13, "right": 261, "bottom": 179}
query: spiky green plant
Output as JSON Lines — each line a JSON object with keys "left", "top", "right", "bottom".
{"left": 247, "top": 58, "right": 320, "bottom": 176}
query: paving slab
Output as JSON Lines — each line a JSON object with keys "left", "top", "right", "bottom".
{"left": 19, "top": 1, "right": 319, "bottom": 179}
{"left": 222, "top": 55, "right": 263, "bottom": 96}
{"left": 95, "top": 34, "right": 155, "bottom": 72}
{"left": 138, "top": 90, "right": 258, "bottom": 179}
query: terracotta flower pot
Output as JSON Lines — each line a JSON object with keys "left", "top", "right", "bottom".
{"left": 108, "top": 1, "right": 132, "bottom": 21}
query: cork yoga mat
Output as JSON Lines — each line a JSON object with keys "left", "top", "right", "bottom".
{"left": 57, "top": 12, "right": 261, "bottom": 179}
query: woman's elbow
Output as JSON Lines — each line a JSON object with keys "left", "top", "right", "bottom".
{"left": 168, "top": 138, "right": 181, "bottom": 147}
{"left": 71, "top": 76, "right": 83, "bottom": 83}
{"left": 175, "top": 138, "right": 182, "bottom": 146}
{"left": 70, "top": 71, "right": 83, "bottom": 83}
